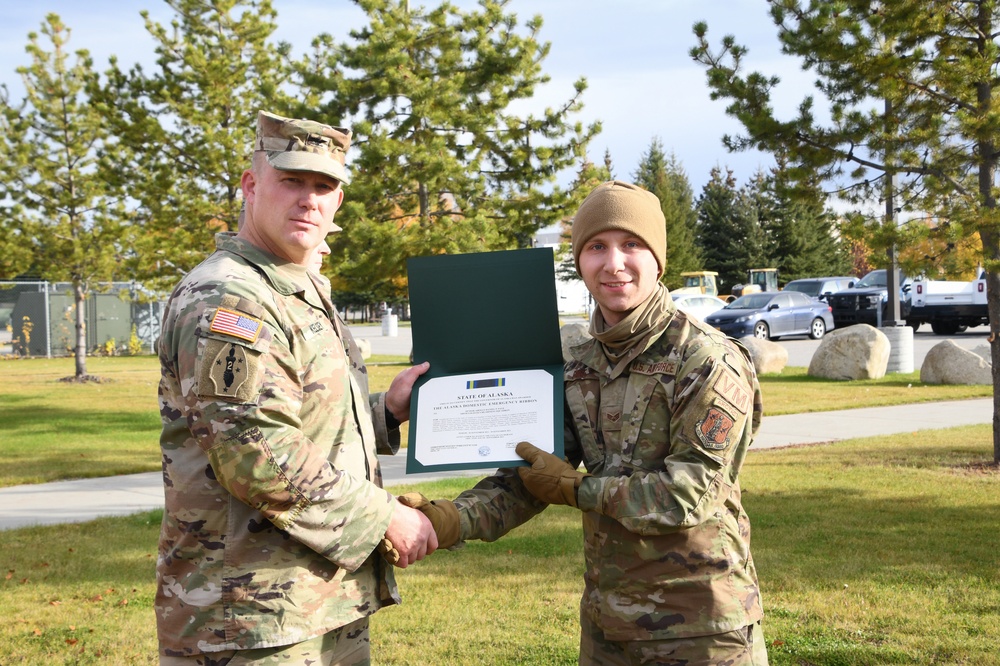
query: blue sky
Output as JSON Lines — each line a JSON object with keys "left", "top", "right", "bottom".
{"left": 0, "top": 1, "right": 814, "bottom": 194}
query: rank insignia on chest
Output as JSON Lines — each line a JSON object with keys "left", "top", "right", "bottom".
{"left": 210, "top": 307, "right": 263, "bottom": 343}
{"left": 605, "top": 411, "right": 622, "bottom": 423}
{"left": 696, "top": 407, "right": 736, "bottom": 450}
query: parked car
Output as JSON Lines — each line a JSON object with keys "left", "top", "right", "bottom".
{"left": 704, "top": 290, "right": 835, "bottom": 340}
{"left": 828, "top": 268, "right": 912, "bottom": 328}
{"left": 671, "top": 292, "right": 727, "bottom": 322}
{"left": 783, "top": 276, "right": 857, "bottom": 303}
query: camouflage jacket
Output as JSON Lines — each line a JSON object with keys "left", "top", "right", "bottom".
{"left": 456, "top": 304, "right": 764, "bottom": 641}
{"left": 156, "top": 233, "right": 400, "bottom": 655}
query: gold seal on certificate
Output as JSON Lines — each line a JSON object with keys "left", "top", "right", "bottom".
{"left": 405, "top": 248, "right": 565, "bottom": 474}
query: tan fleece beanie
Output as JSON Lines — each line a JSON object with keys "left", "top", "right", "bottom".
{"left": 571, "top": 180, "right": 666, "bottom": 277}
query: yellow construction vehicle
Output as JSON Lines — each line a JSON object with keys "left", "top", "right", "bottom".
{"left": 673, "top": 271, "right": 720, "bottom": 297}
{"left": 674, "top": 269, "right": 779, "bottom": 302}
{"left": 727, "top": 268, "right": 779, "bottom": 302}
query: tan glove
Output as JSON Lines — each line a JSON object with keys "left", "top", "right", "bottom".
{"left": 377, "top": 536, "right": 400, "bottom": 565}
{"left": 397, "top": 492, "right": 461, "bottom": 549}
{"left": 515, "top": 441, "right": 590, "bottom": 508}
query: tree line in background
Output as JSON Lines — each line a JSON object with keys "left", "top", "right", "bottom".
{"left": 0, "top": 0, "right": 603, "bottom": 377}
{"left": 0, "top": 0, "right": 860, "bottom": 379}
{"left": 692, "top": 0, "right": 1000, "bottom": 462}
{"left": 4, "top": 0, "right": 989, "bottom": 400}
{"left": 558, "top": 139, "right": 856, "bottom": 294}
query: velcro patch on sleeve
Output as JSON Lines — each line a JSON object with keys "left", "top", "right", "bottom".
{"left": 210, "top": 307, "right": 263, "bottom": 343}
{"left": 696, "top": 405, "right": 737, "bottom": 451}
{"left": 712, "top": 367, "right": 751, "bottom": 415}
{"left": 197, "top": 339, "right": 263, "bottom": 404}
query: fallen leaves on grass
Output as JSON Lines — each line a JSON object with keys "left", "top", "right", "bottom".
{"left": 57, "top": 375, "right": 109, "bottom": 384}
{"left": 950, "top": 460, "right": 1000, "bottom": 476}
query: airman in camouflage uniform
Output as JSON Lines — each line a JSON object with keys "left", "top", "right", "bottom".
{"left": 156, "top": 111, "right": 436, "bottom": 664}
{"left": 408, "top": 181, "right": 768, "bottom": 665}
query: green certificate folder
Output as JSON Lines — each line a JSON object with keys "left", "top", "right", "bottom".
{"left": 405, "top": 248, "right": 565, "bottom": 474}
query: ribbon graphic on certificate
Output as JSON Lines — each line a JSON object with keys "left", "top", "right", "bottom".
{"left": 412, "top": 369, "right": 554, "bottom": 468}
{"left": 406, "top": 248, "right": 564, "bottom": 474}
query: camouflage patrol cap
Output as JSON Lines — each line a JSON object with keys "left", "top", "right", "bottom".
{"left": 255, "top": 111, "right": 352, "bottom": 185}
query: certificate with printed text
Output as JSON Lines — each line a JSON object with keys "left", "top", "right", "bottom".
{"left": 405, "top": 249, "right": 565, "bottom": 474}
{"left": 412, "top": 369, "right": 555, "bottom": 468}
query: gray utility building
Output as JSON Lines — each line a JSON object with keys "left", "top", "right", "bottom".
{"left": 1, "top": 281, "right": 163, "bottom": 357}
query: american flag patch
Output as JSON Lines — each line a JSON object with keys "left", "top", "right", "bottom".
{"left": 210, "top": 307, "right": 263, "bottom": 342}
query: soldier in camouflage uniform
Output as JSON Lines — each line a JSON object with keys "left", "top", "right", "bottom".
{"left": 156, "top": 111, "right": 437, "bottom": 665}
{"left": 407, "top": 181, "right": 768, "bottom": 665}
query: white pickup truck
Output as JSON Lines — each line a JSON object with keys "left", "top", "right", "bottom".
{"left": 908, "top": 269, "right": 989, "bottom": 334}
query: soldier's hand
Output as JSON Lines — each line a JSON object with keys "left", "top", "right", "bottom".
{"left": 385, "top": 361, "right": 430, "bottom": 424}
{"left": 398, "top": 492, "right": 461, "bottom": 549}
{"left": 384, "top": 499, "right": 438, "bottom": 568}
{"left": 515, "top": 441, "right": 590, "bottom": 508}
{"left": 376, "top": 536, "right": 401, "bottom": 566}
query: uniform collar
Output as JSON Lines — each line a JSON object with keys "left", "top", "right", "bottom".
{"left": 215, "top": 232, "right": 313, "bottom": 297}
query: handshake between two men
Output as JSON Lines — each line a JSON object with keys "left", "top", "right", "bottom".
{"left": 380, "top": 442, "right": 589, "bottom": 565}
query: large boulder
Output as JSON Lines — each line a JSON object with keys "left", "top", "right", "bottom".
{"left": 920, "top": 340, "right": 991, "bottom": 385}
{"left": 808, "top": 324, "right": 890, "bottom": 380}
{"left": 971, "top": 344, "right": 991, "bottom": 364}
{"left": 560, "top": 322, "right": 592, "bottom": 362}
{"left": 738, "top": 336, "right": 788, "bottom": 375}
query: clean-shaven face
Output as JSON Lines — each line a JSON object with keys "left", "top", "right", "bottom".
{"left": 239, "top": 162, "right": 344, "bottom": 265}
{"left": 310, "top": 240, "right": 332, "bottom": 273}
{"left": 578, "top": 229, "right": 660, "bottom": 326}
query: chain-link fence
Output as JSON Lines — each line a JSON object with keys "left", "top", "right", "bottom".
{"left": 0, "top": 281, "right": 166, "bottom": 358}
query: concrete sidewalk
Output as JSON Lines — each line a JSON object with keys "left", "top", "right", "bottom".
{"left": 0, "top": 398, "right": 991, "bottom": 531}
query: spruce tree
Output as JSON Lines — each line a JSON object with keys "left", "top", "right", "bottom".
{"left": 99, "top": 0, "right": 296, "bottom": 290}
{"left": 693, "top": 0, "right": 1000, "bottom": 462}
{"left": 632, "top": 139, "right": 702, "bottom": 289}
{"left": 695, "top": 167, "right": 764, "bottom": 294}
{"left": 298, "top": 0, "right": 599, "bottom": 302}
{"left": 0, "top": 15, "right": 133, "bottom": 378}
{"left": 749, "top": 161, "right": 850, "bottom": 282}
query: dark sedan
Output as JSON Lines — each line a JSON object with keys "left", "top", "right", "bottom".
{"left": 704, "top": 290, "right": 835, "bottom": 340}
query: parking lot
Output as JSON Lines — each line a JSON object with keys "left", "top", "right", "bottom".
{"left": 352, "top": 320, "right": 993, "bottom": 370}
{"left": 776, "top": 324, "right": 991, "bottom": 368}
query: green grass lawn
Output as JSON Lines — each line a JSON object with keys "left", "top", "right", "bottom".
{"left": 0, "top": 356, "right": 991, "bottom": 487}
{"left": 0, "top": 356, "right": 413, "bottom": 487}
{"left": 1, "top": 429, "right": 996, "bottom": 665}
{"left": 757, "top": 366, "right": 991, "bottom": 415}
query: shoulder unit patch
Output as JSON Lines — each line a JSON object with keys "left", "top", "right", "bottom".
{"left": 696, "top": 406, "right": 736, "bottom": 450}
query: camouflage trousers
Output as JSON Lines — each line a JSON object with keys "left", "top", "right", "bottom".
{"left": 159, "top": 617, "right": 370, "bottom": 666}
{"left": 579, "top": 611, "right": 768, "bottom": 666}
